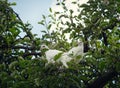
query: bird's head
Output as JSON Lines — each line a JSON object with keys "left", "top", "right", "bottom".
{"left": 40, "top": 44, "right": 49, "bottom": 54}
{"left": 77, "top": 41, "right": 83, "bottom": 46}
{"left": 40, "top": 44, "right": 49, "bottom": 50}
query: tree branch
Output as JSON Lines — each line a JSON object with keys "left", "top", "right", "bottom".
{"left": 0, "top": 45, "right": 41, "bottom": 58}
{"left": 101, "top": 20, "right": 119, "bottom": 46}
{"left": 0, "top": 45, "right": 39, "bottom": 50}
{"left": 102, "top": 21, "right": 118, "bottom": 31}
{"left": 84, "top": 36, "right": 90, "bottom": 52}
{"left": 102, "top": 31, "right": 108, "bottom": 46}
{"left": 22, "top": 52, "right": 41, "bottom": 58}
{"left": 87, "top": 69, "right": 118, "bottom": 88}
{"left": 12, "top": 45, "right": 34, "bottom": 50}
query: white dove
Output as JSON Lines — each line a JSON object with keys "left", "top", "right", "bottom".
{"left": 68, "top": 41, "right": 84, "bottom": 56}
{"left": 40, "top": 44, "right": 63, "bottom": 64}
{"left": 40, "top": 41, "right": 84, "bottom": 68}
{"left": 58, "top": 41, "right": 84, "bottom": 68}
{"left": 57, "top": 52, "right": 72, "bottom": 68}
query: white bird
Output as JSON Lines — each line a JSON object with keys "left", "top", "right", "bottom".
{"left": 40, "top": 44, "right": 70, "bottom": 68}
{"left": 58, "top": 41, "right": 84, "bottom": 68}
{"left": 40, "top": 41, "right": 84, "bottom": 68}
{"left": 40, "top": 44, "right": 63, "bottom": 64}
{"left": 68, "top": 41, "right": 84, "bottom": 56}
{"left": 57, "top": 52, "right": 72, "bottom": 68}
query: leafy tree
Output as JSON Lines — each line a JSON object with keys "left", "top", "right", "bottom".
{"left": 0, "top": 0, "right": 120, "bottom": 88}
{"left": 39, "top": 0, "right": 120, "bottom": 88}
{"left": 0, "top": 0, "right": 41, "bottom": 87}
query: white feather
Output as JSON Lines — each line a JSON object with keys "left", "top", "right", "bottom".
{"left": 40, "top": 44, "right": 49, "bottom": 50}
{"left": 45, "top": 49, "right": 62, "bottom": 63}
{"left": 56, "top": 52, "right": 70, "bottom": 68}
{"left": 40, "top": 42, "right": 84, "bottom": 68}
{"left": 58, "top": 41, "right": 84, "bottom": 68}
{"left": 68, "top": 41, "right": 84, "bottom": 56}
{"left": 40, "top": 44, "right": 62, "bottom": 63}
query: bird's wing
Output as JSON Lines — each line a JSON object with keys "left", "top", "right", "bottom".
{"left": 45, "top": 50, "right": 62, "bottom": 59}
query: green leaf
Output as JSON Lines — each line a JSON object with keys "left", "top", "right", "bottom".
{"left": 42, "top": 15, "right": 46, "bottom": 19}
{"left": 56, "top": 3, "right": 60, "bottom": 5}
{"left": 41, "top": 30, "right": 47, "bottom": 33}
{"left": 55, "top": 12, "right": 60, "bottom": 14}
{"left": 49, "top": 8, "right": 52, "bottom": 13}
{"left": 72, "top": 2, "right": 77, "bottom": 4}
{"left": 69, "top": 9, "right": 73, "bottom": 14}
{"left": 54, "top": 52, "right": 63, "bottom": 61}
{"left": 47, "top": 24, "right": 52, "bottom": 29}
{"left": 10, "top": 2, "right": 16, "bottom": 6}
{"left": 38, "top": 20, "right": 44, "bottom": 25}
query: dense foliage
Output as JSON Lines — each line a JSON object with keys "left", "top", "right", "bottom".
{"left": 0, "top": 0, "right": 120, "bottom": 88}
